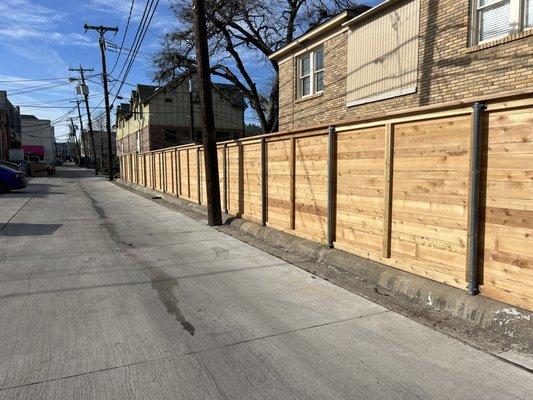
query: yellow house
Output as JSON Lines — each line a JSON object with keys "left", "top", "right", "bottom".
{"left": 116, "top": 80, "right": 246, "bottom": 154}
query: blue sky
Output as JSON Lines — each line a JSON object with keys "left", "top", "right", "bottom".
{"left": 0, "top": 0, "right": 380, "bottom": 141}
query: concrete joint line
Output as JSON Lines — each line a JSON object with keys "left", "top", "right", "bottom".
{"left": 1, "top": 178, "right": 50, "bottom": 232}
{"left": 0, "top": 310, "right": 390, "bottom": 392}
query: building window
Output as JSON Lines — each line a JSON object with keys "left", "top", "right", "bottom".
{"left": 296, "top": 46, "right": 324, "bottom": 99}
{"left": 165, "top": 98, "right": 172, "bottom": 103}
{"left": 472, "top": 0, "right": 533, "bottom": 44}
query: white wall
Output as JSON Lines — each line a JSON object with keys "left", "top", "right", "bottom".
{"left": 21, "top": 117, "right": 56, "bottom": 160}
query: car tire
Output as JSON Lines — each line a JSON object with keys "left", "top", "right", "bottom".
{"left": 0, "top": 182, "right": 7, "bottom": 194}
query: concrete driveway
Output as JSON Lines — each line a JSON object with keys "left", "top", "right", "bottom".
{"left": 0, "top": 166, "right": 531, "bottom": 399}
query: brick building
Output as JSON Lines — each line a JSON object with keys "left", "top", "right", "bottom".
{"left": 0, "top": 91, "right": 21, "bottom": 161}
{"left": 270, "top": 0, "right": 533, "bottom": 131}
{"left": 116, "top": 80, "right": 246, "bottom": 155}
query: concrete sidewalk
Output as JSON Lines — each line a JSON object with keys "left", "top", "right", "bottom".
{"left": 0, "top": 166, "right": 531, "bottom": 399}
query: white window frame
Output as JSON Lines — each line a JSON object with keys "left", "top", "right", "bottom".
{"left": 471, "top": 0, "right": 533, "bottom": 45}
{"left": 296, "top": 46, "right": 324, "bottom": 99}
{"left": 314, "top": 47, "right": 324, "bottom": 94}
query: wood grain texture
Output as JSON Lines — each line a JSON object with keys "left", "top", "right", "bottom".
{"left": 336, "top": 127, "right": 385, "bottom": 256}
{"left": 294, "top": 134, "right": 328, "bottom": 243}
{"left": 266, "top": 139, "right": 291, "bottom": 230}
{"left": 480, "top": 107, "right": 533, "bottom": 310}
{"left": 119, "top": 98, "right": 533, "bottom": 310}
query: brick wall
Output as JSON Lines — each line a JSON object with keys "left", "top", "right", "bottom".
{"left": 278, "top": 0, "right": 533, "bottom": 130}
{"left": 0, "top": 112, "right": 8, "bottom": 160}
{"left": 149, "top": 125, "right": 191, "bottom": 150}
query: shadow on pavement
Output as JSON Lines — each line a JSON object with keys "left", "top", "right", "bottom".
{"left": 0, "top": 223, "right": 62, "bottom": 236}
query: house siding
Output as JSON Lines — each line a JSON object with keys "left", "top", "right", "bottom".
{"left": 278, "top": 0, "right": 533, "bottom": 131}
{"left": 117, "top": 82, "right": 245, "bottom": 154}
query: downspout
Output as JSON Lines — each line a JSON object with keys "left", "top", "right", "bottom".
{"left": 467, "top": 101, "right": 486, "bottom": 295}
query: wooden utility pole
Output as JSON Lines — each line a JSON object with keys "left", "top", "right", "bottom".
{"left": 96, "top": 114, "right": 105, "bottom": 172}
{"left": 192, "top": 0, "right": 222, "bottom": 226}
{"left": 69, "top": 118, "right": 81, "bottom": 164}
{"left": 71, "top": 99, "right": 87, "bottom": 167}
{"left": 84, "top": 24, "right": 118, "bottom": 181}
{"left": 188, "top": 78, "right": 195, "bottom": 142}
{"left": 69, "top": 67, "right": 98, "bottom": 174}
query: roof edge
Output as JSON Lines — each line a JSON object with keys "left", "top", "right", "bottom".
{"left": 342, "top": 0, "right": 405, "bottom": 28}
{"left": 268, "top": 10, "right": 354, "bottom": 61}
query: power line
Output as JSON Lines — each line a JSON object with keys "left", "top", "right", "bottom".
{"left": 109, "top": 0, "right": 136, "bottom": 75}
{"left": 111, "top": 0, "right": 160, "bottom": 104}
{"left": 109, "top": 0, "right": 153, "bottom": 96}
{"left": 19, "top": 105, "right": 106, "bottom": 109}
{"left": 7, "top": 81, "right": 73, "bottom": 95}
{"left": 0, "top": 77, "right": 70, "bottom": 83}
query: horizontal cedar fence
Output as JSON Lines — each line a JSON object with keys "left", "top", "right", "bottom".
{"left": 119, "top": 93, "right": 533, "bottom": 311}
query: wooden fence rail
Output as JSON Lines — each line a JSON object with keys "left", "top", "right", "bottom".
{"left": 119, "top": 93, "right": 533, "bottom": 311}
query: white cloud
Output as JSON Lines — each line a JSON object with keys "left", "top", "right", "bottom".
{"left": 4, "top": 43, "right": 69, "bottom": 75}
{"left": 0, "top": 0, "right": 64, "bottom": 40}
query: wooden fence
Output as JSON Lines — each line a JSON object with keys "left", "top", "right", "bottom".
{"left": 119, "top": 93, "right": 533, "bottom": 311}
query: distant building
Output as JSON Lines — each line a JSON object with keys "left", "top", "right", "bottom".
{"left": 115, "top": 79, "right": 246, "bottom": 155}
{"left": 81, "top": 129, "right": 117, "bottom": 171}
{"left": 0, "top": 90, "right": 21, "bottom": 161}
{"left": 21, "top": 115, "right": 55, "bottom": 160}
{"left": 55, "top": 142, "right": 70, "bottom": 160}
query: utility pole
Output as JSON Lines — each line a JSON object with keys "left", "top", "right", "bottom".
{"left": 69, "top": 118, "right": 81, "bottom": 164}
{"left": 84, "top": 24, "right": 118, "bottom": 181}
{"left": 72, "top": 100, "right": 87, "bottom": 167}
{"left": 188, "top": 78, "right": 195, "bottom": 142}
{"left": 69, "top": 67, "right": 98, "bottom": 175}
{"left": 192, "top": 0, "right": 222, "bottom": 226}
{"left": 99, "top": 115, "right": 105, "bottom": 172}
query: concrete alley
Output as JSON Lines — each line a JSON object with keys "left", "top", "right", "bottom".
{"left": 0, "top": 166, "right": 531, "bottom": 399}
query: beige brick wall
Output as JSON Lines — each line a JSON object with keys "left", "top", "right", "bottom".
{"left": 279, "top": 0, "right": 533, "bottom": 131}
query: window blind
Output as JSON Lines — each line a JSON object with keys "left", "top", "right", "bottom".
{"left": 478, "top": 0, "right": 511, "bottom": 41}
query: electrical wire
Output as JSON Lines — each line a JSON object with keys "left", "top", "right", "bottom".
{"left": 109, "top": 0, "right": 136, "bottom": 75}
{"left": 111, "top": 0, "right": 160, "bottom": 104}
{"left": 7, "top": 81, "right": 73, "bottom": 95}
{"left": 0, "top": 77, "right": 70, "bottom": 83}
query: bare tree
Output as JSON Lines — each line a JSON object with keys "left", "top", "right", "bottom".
{"left": 153, "top": 0, "right": 369, "bottom": 133}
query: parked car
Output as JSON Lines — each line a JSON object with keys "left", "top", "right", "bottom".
{"left": 42, "top": 160, "right": 56, "bottom": 176}
{"left": 24, "top": 155, "right": 54, "bottom": 176}
{"left": 0, "top": 165, "right": 27, "bottom": 193}
{"left": 17, "top": 160, "right": 32, "bottom": 176}
{"left": 0, "top": 160, "right": 22, "bottom": 172}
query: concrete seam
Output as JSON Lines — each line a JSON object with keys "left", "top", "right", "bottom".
{"left": 0, "top": 309, "right": 390, "bottom": 392}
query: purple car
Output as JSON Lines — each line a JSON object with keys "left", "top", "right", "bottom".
{"left": 0, "top": 164, "right": 27, "bottom": 193}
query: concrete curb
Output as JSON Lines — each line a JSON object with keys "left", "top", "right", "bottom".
{"left": 115, "top": 179, "right": 532, "bottom": 353}
{"left": 231, "top": 219, "right": 532, "bottom": 345}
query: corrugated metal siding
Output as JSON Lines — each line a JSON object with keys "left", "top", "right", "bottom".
{"left": 347, "top": 0, "right": 419, "bottom": 105}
